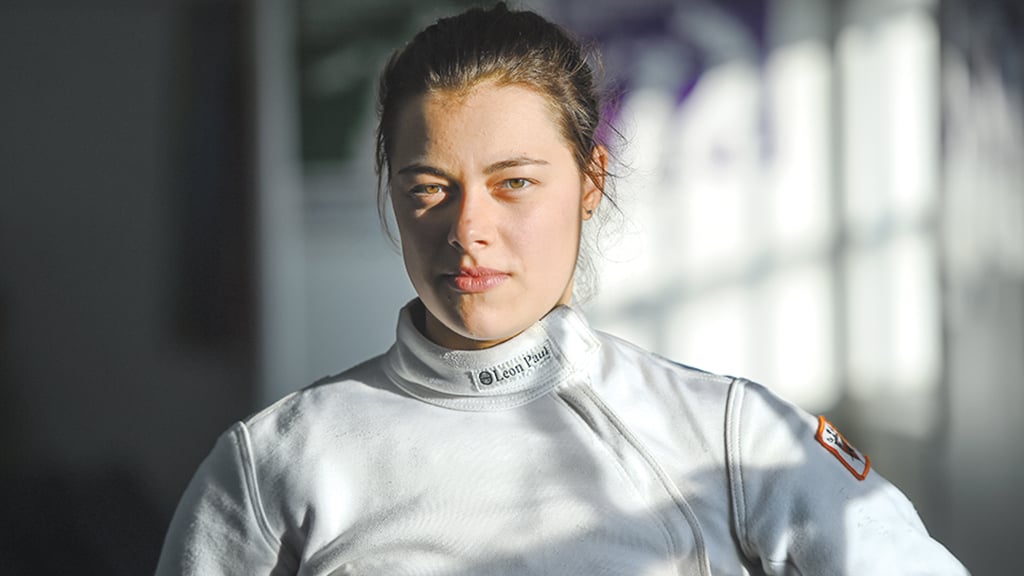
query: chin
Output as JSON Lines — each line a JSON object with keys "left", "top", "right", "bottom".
{"left": 430, "top": 304, "right": 527, "bottom": 349}
{"left": 423, "top": 290, "right": 559, "bottom": 349}
{"left": 454, "top": 316, "right": 523, "bottom": 344}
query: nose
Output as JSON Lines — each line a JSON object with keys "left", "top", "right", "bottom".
{"left": 447, "top": 187, "right": 494, "bottom": 252}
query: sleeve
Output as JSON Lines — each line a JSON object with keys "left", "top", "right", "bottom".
{"left": 725, "top": 379, "right": 970, "bottom": 576}
{"left": 154, "top": 422, "right": 293, "bottom": 576}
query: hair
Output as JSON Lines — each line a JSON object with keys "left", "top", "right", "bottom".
{"left": 374, "top": 2, "right": 619, "bottom": 300}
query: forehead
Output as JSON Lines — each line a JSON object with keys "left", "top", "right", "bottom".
{"left": 391, "top": 82, "right": 571, "bottom": 169}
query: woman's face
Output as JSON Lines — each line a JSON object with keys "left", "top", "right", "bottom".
{"left": 389, "top": 82, "right": 602, "bottom": 350}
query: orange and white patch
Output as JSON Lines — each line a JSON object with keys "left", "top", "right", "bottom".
{"left": 815, "top": 416, "right": 871, "bottom": 481}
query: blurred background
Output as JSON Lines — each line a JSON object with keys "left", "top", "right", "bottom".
{"left": 0, "top": 0, "right": 1020, "bottom": 573}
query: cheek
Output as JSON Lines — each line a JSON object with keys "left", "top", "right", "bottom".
{"left": 394, "top": 215, "right": 431, "bottom": 274}
{"left": 396, "top": 215, "right": 456, "bottom": 290}
{"left": 515, "top": 200, "right": 582, "bottom": 268}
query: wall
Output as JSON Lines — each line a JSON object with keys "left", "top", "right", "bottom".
{"left": 0, "top": 2, "right": 255, "bottom": 572}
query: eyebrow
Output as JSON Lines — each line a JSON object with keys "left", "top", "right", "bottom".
{"left": 395, "top": 163, "right": 452, "bottom": 179}
{"left": 482, "top": 156, "right": 550, "bottom": 175}
{"left": 395, "top": 156, "right": 550, "bottom": 178}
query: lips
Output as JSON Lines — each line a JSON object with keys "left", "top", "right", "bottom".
{"left": 446, "top": 266, "right": 510, "bottom": 293}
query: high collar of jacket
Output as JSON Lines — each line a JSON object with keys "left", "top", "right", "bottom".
{"left": 383, "top": 300, "right": 601, "bottom": 411}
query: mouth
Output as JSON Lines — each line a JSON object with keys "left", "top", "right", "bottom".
{"left": 444, "top": 266, "right": 510, "bottom": 293}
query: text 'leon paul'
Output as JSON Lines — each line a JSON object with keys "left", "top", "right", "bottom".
{"left": 475, "top": 343, "right": 553, "bottom": 387}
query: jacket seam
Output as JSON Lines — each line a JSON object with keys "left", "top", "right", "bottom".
{"left": 576, "top": 383, "right": 712, "bottom": 576}
{"left": 551, "top": 392, "right": 680, "bottom": 559}
{"left": 233, "top": 422, "right": 282, "bottom": 553}
{"left": 725, "top": 378, "right": 756, "bottom": 562}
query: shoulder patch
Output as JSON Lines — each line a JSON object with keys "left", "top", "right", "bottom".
{"left": 815, "top": 416, "right": 871, "bottom": 480}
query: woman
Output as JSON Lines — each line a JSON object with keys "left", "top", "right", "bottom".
{"left": 156, "top": 4, "right": 968, "bottom": 575}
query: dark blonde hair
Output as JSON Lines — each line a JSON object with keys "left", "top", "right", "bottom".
{"left": 374, "top": 2, "right": 612, "bottom": 231}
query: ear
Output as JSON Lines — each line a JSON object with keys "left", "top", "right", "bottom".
{"left": 581, "top": 145, "right": 607, "bottom": 220}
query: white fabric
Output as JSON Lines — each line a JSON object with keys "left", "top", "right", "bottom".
{"left": 156, "top": 301, "right": 969, "bottom": 575}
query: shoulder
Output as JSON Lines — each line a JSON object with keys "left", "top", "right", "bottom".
{"left": 592, "top": 330, "right": 811, "bottom": 440}
{"left": 586, "top": 330, "right": 742, "bottom": 459}
{"left": 243, "top": 354, "right": 398, "bottom": 438}
{"left": 724, "top": 379, "right": 969, "bottom": 574}
{"left": 212, "top": 354, "right": 432, "bottom": 526}
{"left": 230, "top": 352, "right": 431, "bottom": 484}
{"left": 724, "top": 376, "right": 835, "bottom": 477}
{"left": 591, "top": 329, "right": 738, "bottom": 404}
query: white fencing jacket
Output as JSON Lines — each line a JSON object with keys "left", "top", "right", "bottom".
{"left": 156, "top": 301, "right": 968, "bottom": 575}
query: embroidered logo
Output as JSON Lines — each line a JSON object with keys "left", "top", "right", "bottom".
{"left": 815, "top": 416, "right": 871, "bottom": 481}
{"left": 471, "top": 342, "right": 553, "bottom": 390}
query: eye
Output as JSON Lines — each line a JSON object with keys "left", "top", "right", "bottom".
{"left": 411, "top": 183, "right": 445, "bottom": 196}
{"left": 502, "top": 178, "right": 531, "bottom": 190}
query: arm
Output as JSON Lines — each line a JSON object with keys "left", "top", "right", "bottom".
{"left": 725, "top": 379, "right": 969, "bottom": 575}
{"left": 155, "top": 423, "right": 292, "bottom": 576}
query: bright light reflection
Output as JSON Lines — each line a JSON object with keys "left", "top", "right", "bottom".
{"left": 840, "top": 9, "right": 939, "bottom": 234}
{"left": 766, "top": 264, "right": 838, "bottom": 411}
{"left": 596, "top": 87, "right": 674, "bottom": 308}
{"left": 668, "top": 285, "right": 755, "bottom": 380}
{"left": 846, "top": 231, "right": 939, "bottom": 400}
{"left": 668, "top": 62, "right": 761, "bottom": 279}
{"left": 766, "top": 39, "right": 832, "bottom": 250}
{"left": 838, "top": 8, "right": 941, "bottom": 436}
{"left": 589, "top": 5, "right": 944, "bottom": 424}
{"left": 887, "top": 10, "right": 938, "bottom": 221}
{"left": 889, "top": 231, "right": 940, "bottom": 395}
